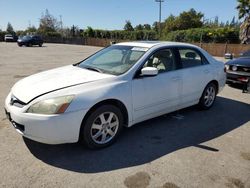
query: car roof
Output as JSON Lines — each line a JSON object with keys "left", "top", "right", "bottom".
{"left": 116, "top": 41, "right": 198, "bottom": 48}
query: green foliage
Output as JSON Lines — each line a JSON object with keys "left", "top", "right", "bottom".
{"left": 6, "top": 22, "right": 14, "bottom": 34}
{"left": 38, "top": 9, "right": 59, "bottom": 34}
{"left": 237, "top": 0, "right": 250, "bottom": 19}
{"left": 143, "top": 24, "right": 151, "bottom": 30}
{"left": 135, "top": 24, "right": 143, "bottom": 31}
{"left": 84, "top": 27, "right": 95, "bottom": 37}
{"left": 163, "top": 9, "right": 203, "bottom": 33}
{"left": 124, "top": 20, "right": 134, "bottom": 31}
{"left": 164, "top": 27, "right": 240, "bottom": 43}
{"left": 25, "top": 26, "right": 37, "bottom": 34}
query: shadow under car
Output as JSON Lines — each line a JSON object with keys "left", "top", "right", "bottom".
{"left": 24, "top": 96, "right": 250, "bottom": 173}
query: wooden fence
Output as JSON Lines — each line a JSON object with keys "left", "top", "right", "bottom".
{"left": 84, "top": 38, "right": 249, "bottom": 57}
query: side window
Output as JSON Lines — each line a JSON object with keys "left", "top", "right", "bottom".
{"left": 178, "top": 48, "right": 208, "bottom": 68}
{"left": 143, "top": 49, "right": 176, "bottom": 73}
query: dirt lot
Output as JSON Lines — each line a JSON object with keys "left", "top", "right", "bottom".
{"left": 0, "top": 42, "right": 249, "bottom": 188}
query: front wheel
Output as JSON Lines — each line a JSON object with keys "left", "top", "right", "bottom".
{"left": 80, "top": 105, "right": 123, "bottom": 149}
{"left": 198, "top": 82, "right": 217, "bottom": 110}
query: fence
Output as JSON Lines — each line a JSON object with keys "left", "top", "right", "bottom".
{"left": 194, "top": 43, "right": 250, "bottom": 57}
{"left": 1, "top": 35, "right": 249, "bottom": 57}
{"left": 83, "top": 38, "right": 250, "bottom": 57}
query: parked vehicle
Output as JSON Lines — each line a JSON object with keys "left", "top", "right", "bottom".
{"left": 17, "top": 35, "right": 43, "bottom": 47}
{"left": 5, "top": 41, "right": 226, "bottom": 148}
{"left": 225, "top": 50, "right": 250, "bottom": 85}
{"left": 4, "top": 34, "right": 17, "bottom": 42}
{"left": 224, "top": 53, "right": 233, "bottom": 59}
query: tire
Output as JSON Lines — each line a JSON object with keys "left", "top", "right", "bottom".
{"left": 80, "top": 105, "right": 124, "bottom": 149}
{"left": 39, "top": 43, "right": 42, "bottom": 47}
{"left": 198, "top": 82, "right": 217, "bottom": 110}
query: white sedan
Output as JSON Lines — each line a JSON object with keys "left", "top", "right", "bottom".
{"left": 5, "top": 41, "right": 226, "bottom": 148}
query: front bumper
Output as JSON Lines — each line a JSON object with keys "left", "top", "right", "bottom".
{"left": 226, "top": 72, "right": 250, "bottom": 84}
{"left": 4, "top": 93, "right": 87, "bottom": 144}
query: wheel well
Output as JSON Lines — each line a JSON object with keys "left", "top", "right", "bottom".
{"left": 209, "top": 80, "right": 219, "bottom": 94}
{"left": 81, "top": 99, "right": 129, "bottom": 128}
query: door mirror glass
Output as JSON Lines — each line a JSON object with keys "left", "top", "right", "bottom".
{"left": 141, "top": 67, "right": 158, "bottom": 76}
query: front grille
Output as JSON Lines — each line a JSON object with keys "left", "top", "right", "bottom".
{"left": 10, "top": 95, "right": 26, "bottom": 108}
{"left": 229, "top": 65, "right": 250, "bottom": 73}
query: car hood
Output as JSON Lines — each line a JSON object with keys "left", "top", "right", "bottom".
{"left": 226, "top": 57, "right": 250, "bottom": 67}
{"left": 11, "top": 65, "right": 115, "bottom": 103}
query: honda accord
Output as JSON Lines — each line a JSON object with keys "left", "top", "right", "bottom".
{"left": 5, "top": 41, "right": 226, "bottom": 148}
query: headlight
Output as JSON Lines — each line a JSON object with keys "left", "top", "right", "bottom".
{"left": 225, "top": 64, "right": 229, "bottom": 70}
{"left": 27, "top": 95, "right": 75, "bottom": 114}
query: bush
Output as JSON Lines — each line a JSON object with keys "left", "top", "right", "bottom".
{"left": 164, "top": 27, "right": 240, "bottom": 43}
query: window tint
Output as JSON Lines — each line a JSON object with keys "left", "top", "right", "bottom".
{"left": 179, "top": 48, "right": 207, "bottom": 68}
{"left": 143, "top": 49, "right": 176, "bottom": 73}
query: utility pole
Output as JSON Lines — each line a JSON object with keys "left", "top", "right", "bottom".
{"left": 155, "top": 0, "right": 164, "bottom": 38}
{"left": 59, "top": 15, "right": 63, "bottom": 30}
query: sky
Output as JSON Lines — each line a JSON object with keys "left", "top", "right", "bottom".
{"left": 0, "top": 0, "right": 239, "bottom": 31}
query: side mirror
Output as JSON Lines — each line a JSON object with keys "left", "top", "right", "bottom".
{"left": 141, "top": 67, "right": 158, "bottom": 77}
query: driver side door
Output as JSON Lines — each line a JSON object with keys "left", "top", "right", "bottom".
{"left": 132, "top": 48, "right": 182, "bottom": 123}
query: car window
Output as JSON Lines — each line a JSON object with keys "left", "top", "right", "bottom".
{"left": 92, "top": 49, "right": 123, "bottom": 65}
{"left": 143, "top": 49, "right": 176, "bottom": 73}
{"left": 178, "top": 48, "right": 208, "bottom": 68}
{"left": 79, "top": 45, "right": 146, "bottom": 75}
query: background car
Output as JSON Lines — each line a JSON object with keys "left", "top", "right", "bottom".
{"left": 4, "top": 34, "right": 17, "bottom": 42}
{"left": 5, "top": 41, "right": 226, "bottom": 149}
{"left": 225, "top": 50, "right": 250, "bottom": 85}
{"left": 17, "top": 35, "right": 43, "bottom": 47}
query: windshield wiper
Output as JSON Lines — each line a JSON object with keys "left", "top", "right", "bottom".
{"left": 83, "top": 66, "right": 103, "bottom": 73}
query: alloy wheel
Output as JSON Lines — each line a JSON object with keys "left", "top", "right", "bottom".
{"left": 90, "top": 112, "right": 119, "bottom": 144}
{"left": 204, "top": 86, "right": 216, "bottom": 107}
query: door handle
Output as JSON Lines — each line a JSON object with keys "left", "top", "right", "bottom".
{"left": 171, "top": 76, "right": 181, "bottom": 81}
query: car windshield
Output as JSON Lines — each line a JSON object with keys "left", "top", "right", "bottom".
{"left": 77, "top": 45, "right": 148, "bottom": 75}
{"left": 241, "top": 50, "right": 250, "bottom": 58}
{"left": 23, "top": 36, "right": 31, "bottom": 40}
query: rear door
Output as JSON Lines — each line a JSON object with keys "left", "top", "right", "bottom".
{"left": 176, "top": 48, "right": 212, "bottom": 105}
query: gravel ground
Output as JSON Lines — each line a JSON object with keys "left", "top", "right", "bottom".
{"left": 0, "top": 42, "right": 249, "bottom": 188}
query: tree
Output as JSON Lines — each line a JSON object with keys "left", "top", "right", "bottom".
{"left": 236, "top": 0, "right": 250, "bottom": 43}
{"left": 176, "top": 8, "right": 203, "bottom": 30}
{"left": 26, "top": 26, "right": 37, "bottom": 34}
{"left": 143, "top": 24, "right": 151, "bottom": 30}
{"left": 163, "top": 9, "right": 203, "bottom": 35}
{"left": 152, "top": 21, "right": 158, "bottom": 32}
{"left": 38, "top": 9, "right": 59, "bottom": 34}
{"left": 124, "top": 20, "right": 134, "bottom": 31}
{"left": 84, "top": 26, "right": 94, "bottom": 37}
{"left": 230, "top": 16, "right": 236, "bottom": 27}
{"left": 135, "top": 24, "right": 143, "bottom": 31}
{"left": 6, "top": 22, "right": 14, "bottom": 33}
{"left": 164, "top": 14, "right": 177, "bottom": 32}
{"left": 237, "top": 0, "right": 250, "bottom": 19}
